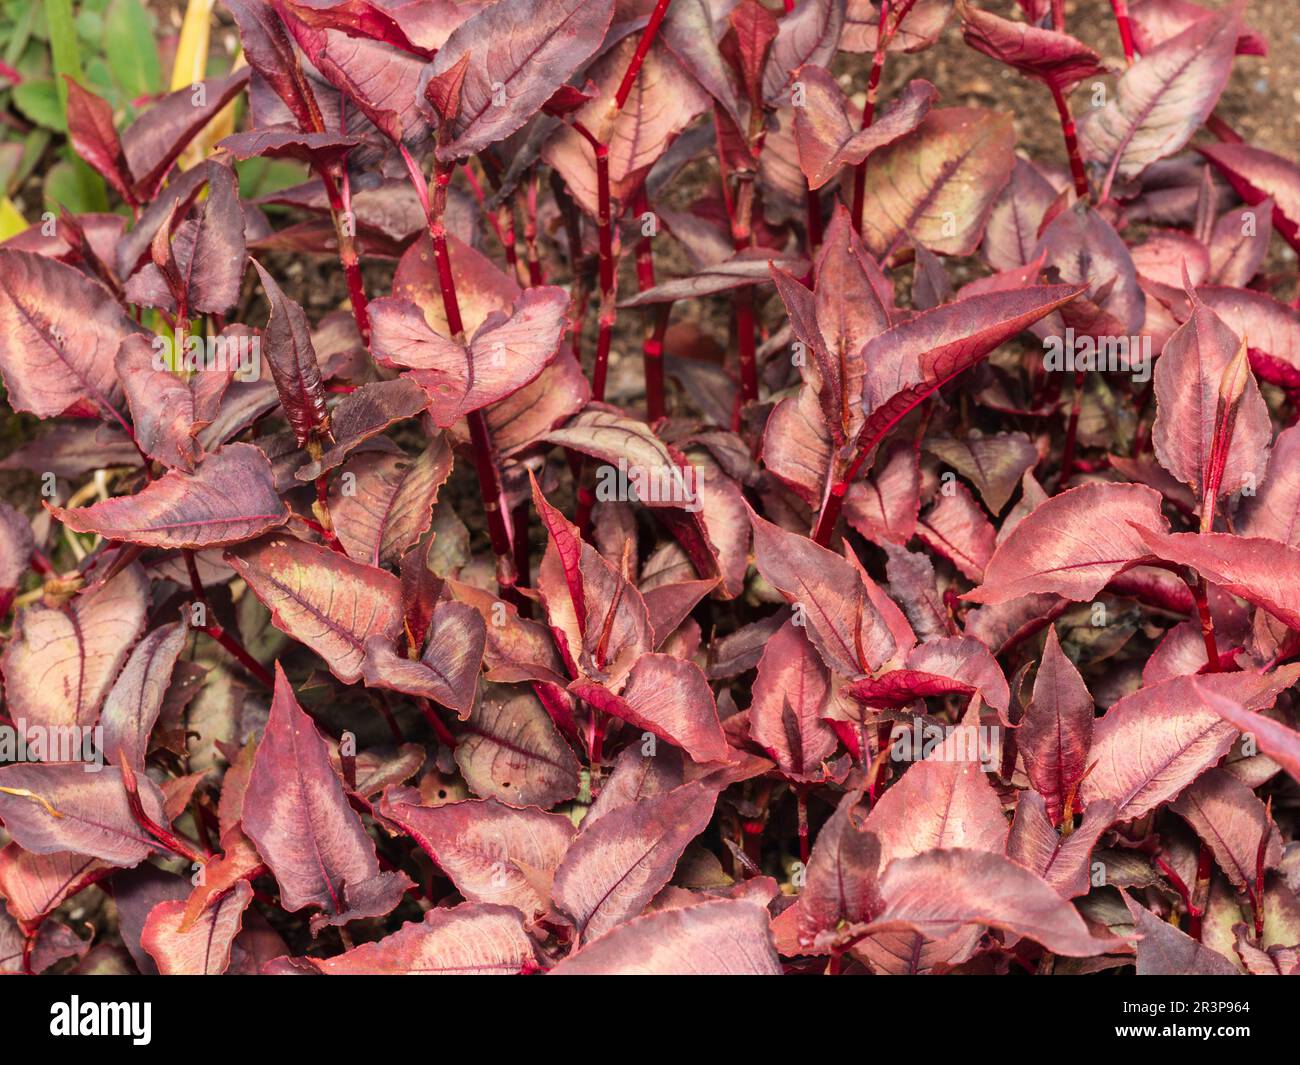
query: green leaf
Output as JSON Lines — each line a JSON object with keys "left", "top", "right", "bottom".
{"left": 12, "top": 77, "right": 64, "bottom": 130}
{"left": 104, "top": 0, "right": 160, "bottom": 98}
{"left": 44, "top": 157, "right": 107, "bottom": 212}
{"left": 42, "top": 0, "right": 82, "bottom": 114}
{"left": 235, "top": 157, "right": 307, "bottom": 199}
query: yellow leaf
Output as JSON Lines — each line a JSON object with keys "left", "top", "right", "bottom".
{"left": 171, "top": 0, "right": 247, "bottom": 171}
{"left": 0, "top": 197, "right": 27, "bottom": 240}
{"left": 170, "top": 0, "right": 214, "bottom": 92}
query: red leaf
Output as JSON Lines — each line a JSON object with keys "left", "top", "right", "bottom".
{"left": 50, "top": 443, "right": 288, "bottom": 549}
{"left": 749, "top": 509, "right": 897, "bottom": 676}
{"left": 309, "top": 903, "right": 535, "bottom": 974}
{"left": 370, "top": 287, "right": 567, "bottom": 427}
{"left": 1152, "top": 292, "right": 1270, "bottom": 500}
{"left": 328, "top": 438, "right": 453, "bottom": 567}
{"left": 1124, "top": 893, "right": 1239, "bottom": 975}
{"left": 428, "top": 0, "right": 615, "bottom": 161}
{"left": 964, "top": 483, "right": 1168, "bottom": 605}
{"left": 121, "top": 71, "right": 252, "bottom": 199}
{"left": 252, "top": 260, "right": 331, "bottom": 449}
{"left": 100, "top": 621, "right": 188, "bottom": 770}
{"left": 242, "top": 665, "right": 412, "bottom": 930}
{"left": 748, "top": 621, "right": 837, "bottom": 780}
{"left": 379, "top": 794, "right": 574, "bottom": 919}
{"left": 959, "top": 4, "right": 1104, "bottom": 90}
{"left": 226, "top": 535, "right": 403, "bottom": 684}
{"left": 1080, "top": 5, "right": 1239, "bottom": 186}
{"left": 0, "top": 250, "right": 143, "bottom": 419}
{"left": 1171, "top": 767, "right": 1281, "bottom": 892}
{"left": 797, "top": 790, "right": 882, "bottom": 950}
{"left": 859, "top": 285, "right": 1080, "bottom": 464}
{"left": 1007, "top": 792, "right": 1116, "bottom": 899}
{"left": 1134, "top": 527, "right": 1300, "bottom": 631}
{"left": 864, "top": 848, "right": 1128, "bottom": 956}
{"left": 0, "top": 764, "right": 166, "bottom": 866}
{"left": 360, "top": 599, "right": 486, "bottom": 718}
{"left": 1080, "top": 667, "right": 1300, "bottom": 820}
{"left": 63, "top": 77, "right": 133, "bottom": 204}
{"left": 856, "top": 108, "right": 1017, "bottom": 259}
{"left": 456, "top": 686, "right": 581, "bottom": 808}
{"left": 1019, "top": 624, "right": 1094, "bottom": 824}
{"left": 141, "top": 880, "right": 253, "bottom": 975}
{"left": 793, "top": 68, "right": 935, "bottom": 189}
{"left": 550, "top": 897, "right": 781, "bottom": 975}
{"left": 1194, "top": 675, "right": 1300, "bottom": 788}
{"left": 1200, "top": 142, "right": 1300, "bottom": 253}
{"left": 0, "top": 565, "right": 148, "bottom": 730}
{"left": 0, "top": 502, "right": 34, "bottom": 619}
{"left": 552, "top": 779, "right": 722, "bottom": 943}
{"left": 571, "top": 653, "right": 730, "bottom": 765}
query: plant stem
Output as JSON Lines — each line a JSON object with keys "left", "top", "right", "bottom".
{"left": 1109, "top": 0, "right": 1136, "bottom": 65}
{"left": 1058, "top": 369, "right": 1086, "bottom": 485}
{"left": 734, "top": 288, "right": 758, "bottom": 418}
{"left": 121, "top": 758, "right": 210, "bottom": 866}
{"left": 613, "top": 0, "right": 674, "bottom": 111}
{"left": 592, "top": 141, "right": 615, "bottom": 402}
{"left": 796, "top": 787, "right": 811, "bottom": 866}
{"left": 1190, "top": 843, "right": 1213, "bottom": 940}
{"left": 852, "top": 0, "right": 892, "bottom": 235}
{"left": 183, "top": 548, "right": 274, "bottom": 688}
{"left": 319, "top": 166, "right": 371, "bottom": 345}
{"left": 631, "top": 186, "right": 669, "bottom": 421}
{"left": 805, "top": 185, "right": 824, "bottom": 257}
{"left": 1191, "top": 575, "right": 1223, "bottom": 673}
{"left": 417, "top": 697, "right": 458, "bottom": 749}
{"left": 520, "top": 170, "right": 544, "bottom": 286}
{"left": 401, "top": 144, "right": 519, "bottom": 594}
{"left": 313, "top": 472, "right": 345, "bottom": 553}
{"left": 1048, "top": 81, "right": 1090, "bottom": 201}
{"left": 580, "top": 3, "right": 675, "bottom": 400}
{"left": 644, "top": 305, "right": 670, "bottom": 422}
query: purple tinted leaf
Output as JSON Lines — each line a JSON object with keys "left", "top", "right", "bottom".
{"left": 226, "top": 535, "right": 403, "bottom": 683}
{"left": 550, "top": 897, "right": 781, "bottom": 975}
{"left": 242, "top": 665, "right": 412, "bottom": 930}
{"left": 428, "top": 0, "right": 615, "bottom": 161}
{"left": 50, "top": 443, "right": 288, "bottom": 549}
{"left": 0, "top": 565, "right": 148, "bottom": 730}
{"left": 0, "top": 764, "right": 166, "bottom": 866}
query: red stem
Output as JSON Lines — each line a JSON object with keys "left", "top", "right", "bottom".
{"left": 644, "top": 305, "right": 670, "bottom": 422}
{"left": 852, "top": 0, "right": 893, "bottom": 234}
{"left": 735, "top": 290, "right": 758, "bottom": 418}
{"left": 1109, "top": 0, "right": 1136, "bottom": 65}
{"left": 581, "top": 3, "right": 675, "bottom": 400}
{"left": 1048, "top": 81, "right": 1090, "bottom": 201}
{"left": 402, "top": 144, "right": 519, "bottom": 595}
{"left": 1058, "top": 370, "right": 1086, "bottom": 485}
{"left": 184, "top": 549, "right": 275, "bottom": 688}
{"left": 314, "top": 473, "right": 345, "bottom": 553}
{"left": 796, "top": 787, "right": 811, "bottom": 866}
{"left": 319, "top": 166, "right": 371, "bottom": 345}
{"left": 805, "top": 185, "right": 824, "bottom": 256}
{"left": 591, "top": 140, "right": 615, "bottom": 402}
{"left": 417, "top": 698, "right": 459, "bottom": 749}
{"left": 1189, "top": 843, "right": 1214, "bottom": 940}
{"left": 613, "top": 0, "right": 675, "bottom": 111}
{"left": 632, "top": 186, "right": 669, "bottom": 421}
{"left": 521, "top": 171, "right": 544, "bottom": 287}
{"left": 121, "top": 759, "right": 210, "bottom": 866}
{"left": 1191, "top": 576, "right": 1223, "bottom": 673}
